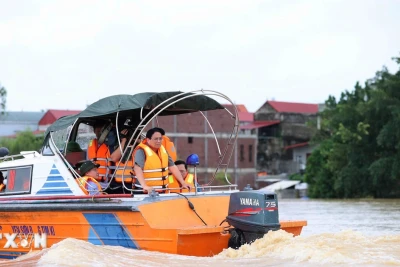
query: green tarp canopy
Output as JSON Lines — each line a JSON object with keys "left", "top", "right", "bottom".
{"left": 46, "top": 91, "right": 224, "bottom": 134}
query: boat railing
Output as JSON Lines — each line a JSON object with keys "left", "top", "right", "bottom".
{"left": 0, "top": 151, "right": 40, "bottom": 162}
{"left": 44, "top": 90, "right": 241, "bottom": 195}
{"left": 112, "top": 89, "right": 239, "bottom": 193}
{"left": 130, "top": 184, "right": 238, "bottom": 194}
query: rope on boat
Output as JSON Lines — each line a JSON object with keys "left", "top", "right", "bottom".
{"left": 176, "top": 193, "right": 207, "bottom": 226}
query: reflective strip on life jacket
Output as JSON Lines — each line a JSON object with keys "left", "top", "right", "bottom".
{"left": 114, "top": 157, "right": 135, "bottom": 183}
{"left": 167, "top": 173, "right": 195, "bottom": 193}
{"left": 181, "top": 173, "right": 195, "bottom": 193}
{"left": 76, "top": 176, "right": 103, "bottom": 195}
{"left": 168, "top": 175, "right": 180, "bottom": 193}
{"left": 133, "top": 142, "right": 169, "bottom": 188}
{"left": 87, "top": 138, "right": 112, "bottom": 182}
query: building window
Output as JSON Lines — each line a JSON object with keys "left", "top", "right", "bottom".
{"left": 188, "top": 137, "right": 193, "bottom": 144}
{"left": 249, "top": 145, "right": 253, "bottom": 162}
{"left": 240, "top": 144, "right": 244, "bottom": 162}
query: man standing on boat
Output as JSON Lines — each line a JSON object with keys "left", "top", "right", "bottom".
{"left": 133, "top": 127, "right": 192, "bottom": 193}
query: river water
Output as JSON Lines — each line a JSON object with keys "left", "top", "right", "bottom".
{"left": 1, "top": 199, "right": 399, "bottom": 267}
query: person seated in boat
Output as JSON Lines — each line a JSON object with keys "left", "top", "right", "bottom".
{"left": 65, "top": 141, "right": 86, "bottom": 167}
{"left": 87, "top": 121, "right": 129, "bottom": 182}
{"left": 66, "top": 141, "right": 83, "bottom": 153}
{"left": 76, "top": 160, "right": 105, "bottom": 195}
{"left": 133, "top": 127, "right": 192, "bottom": 194}
{"left": 168, "top": 160, "right": 195, "bottom": 193}
{"left": 0, "top": 171, "right": 5, "bottom": 192}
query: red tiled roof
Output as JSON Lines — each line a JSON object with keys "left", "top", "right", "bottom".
{"left": 284, "top": 142, "right": 309, "bottom": 150}
{"left": 240, "top": 120, "right": 280, "bottom": 130}
{"left": 236, "top": 104, "right": 248, "bottom": 113}
{"left": 38, "top": 109, "right": 81, "bottom": 126}
{"left": 223, "top": 104, "right": 248, "bottom": 113}
{"left": 48, "top": 109, "right": 81, "bottom": 119}
{"left": 222, "top": 104, "right": 253, "bottom": 122}
{"left": 266, "top": 101, "right": 318, "bottom": 114}
{"left": 238, "top": 111, "right": 253, "bottom": 122}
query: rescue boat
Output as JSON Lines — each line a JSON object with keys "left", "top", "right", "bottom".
{"left": 0, "top": 90, "right": 307, "bottom": 259}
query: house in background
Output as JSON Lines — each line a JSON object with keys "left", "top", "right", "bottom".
{"left": 38, "top": 109, "right": 81, "bottom": 131}
{"left": 249, "top": 100, "right": 319, "bottom": 180}
{"left": 284, "top": 141, "right": 315, "bottom": 173}
{"left": 151, "top": 103, "right": 258, "bottom": 190}
{"left": 0, "top": 111, "right": 45, "bottom": 136}
{"left": 0, "top": 109, "right": 82, "bottom": 138}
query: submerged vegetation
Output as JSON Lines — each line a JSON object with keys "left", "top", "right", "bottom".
{"left": 305, "top": 56, "right": 400, "bottom": 198}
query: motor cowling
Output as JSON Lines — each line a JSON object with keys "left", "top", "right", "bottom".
{"left": 226, "top": 190, "right": 280, "bottom": 248}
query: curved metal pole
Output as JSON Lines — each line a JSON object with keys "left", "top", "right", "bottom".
{"left": 199, "top": 111, "right": 221, "bottom": 156}
{"left": 49, "top": 132, "right": 80, "bottom": 179}
{"left": 63, "top": 118, "right": 79, "bottom": 156}
{"left": 114, "top": 89, "right": 240, "bottom": 192}
{"left": 116, "top": 111, "right": 123, "bottom": 154}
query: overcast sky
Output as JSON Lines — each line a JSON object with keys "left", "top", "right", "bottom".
{"left": 1, "top": 0, "right": 399, "bottom": 113}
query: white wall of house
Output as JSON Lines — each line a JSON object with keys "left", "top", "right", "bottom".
{"left": 292, "top": 145, "right": 316, "bottom": 167}
{"left": 0, "top": 112, "right": 43, "bottom": 136}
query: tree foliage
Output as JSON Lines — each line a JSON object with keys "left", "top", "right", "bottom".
{"left": 0, "top": 131, "right": 43, "bottom": 155}
{"left": 0, "top": 83, "right": 6, "bottom": 113}
{"left": 305, "top": 57, "right": 400, "bottom": 198}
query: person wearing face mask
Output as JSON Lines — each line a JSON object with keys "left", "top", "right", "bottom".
{"left": 132, "top": 127, "right": 192, "bottom": 194}
{"left": 87, "top": 121, "right": 128, "bottom": 182}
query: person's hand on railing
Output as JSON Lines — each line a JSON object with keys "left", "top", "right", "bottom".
{"left": 181, "top": 181, "right": 192, "bottom": 191}
{"left": 143, "top": 185, "right": 153, "bottom": 194}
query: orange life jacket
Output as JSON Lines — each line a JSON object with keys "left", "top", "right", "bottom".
{"left": 0, "top": 184, "right": 4, "bottom": 192}
{"left": 76, "top": 176, "right": 103, "bottom": 195}
{"left": 114, "top": 157, "right": 135, "bottom": 183}
{"left": 168, "top": 173, "right": 195, "bottom": 193}
{"left": 133, "top": 142, "right": 169, "bottom": 189}
{"left": 87, "top": 138, "right": 111, "bottom": 182}
{"left": 162, "top": 135, "right": 177, "bottom": 162}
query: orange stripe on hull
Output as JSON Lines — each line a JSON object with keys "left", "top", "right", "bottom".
{"left": 0, "top": 195, "right": 307, "bottom": 257}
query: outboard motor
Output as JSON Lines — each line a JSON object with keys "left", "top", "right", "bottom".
{"left": 226, "top": 190, "right": 280, "bottom": 248}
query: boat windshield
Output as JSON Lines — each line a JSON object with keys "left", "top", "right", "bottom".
{"left": 50, "top": 126, "right": 72, "bottom": 153}
{"left": 75, "top": 123, "right": 95, "bottom": 151}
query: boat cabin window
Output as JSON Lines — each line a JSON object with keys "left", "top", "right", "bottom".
{"left": 51, "top": 126, "right": 72, "bottom": 153}
{"left": 41, "top": 134, "right": 54, "bottom": 156}
{"left": 0, "top": 166, "right": 32, "bottom": 195}
{"left": 75, "top": 123, "right": 96, "bottom": 151}
{"left": 41, "top": 126, "right": 72, "bottom": 156}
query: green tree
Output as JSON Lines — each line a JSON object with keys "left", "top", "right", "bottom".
{"left": 0, "top": 83, "right": 6, "bottom": 113}
{"left": 305, "top": 56, "right": 400, "bottom": 198}
{"left": 0, "top": 131, "right": 43, "bottom": 155}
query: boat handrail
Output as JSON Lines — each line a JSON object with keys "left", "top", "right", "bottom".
{"left": 113, "top": 89, "right": 239, "bottom": 192}
{"left": 130, "top": 184, "right": 238, "bottom": 193}
{"left": 0, "top": 151, "right": 38, "bottom": 162}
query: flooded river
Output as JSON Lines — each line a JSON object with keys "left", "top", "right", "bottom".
{"left": 1, "top": 199, "right": 399, "bottom": 266}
